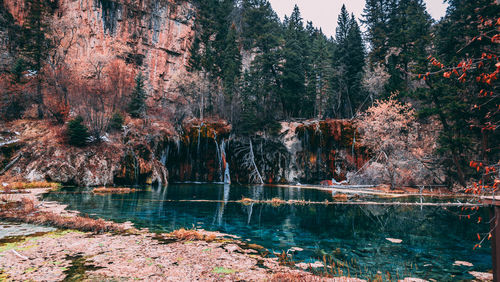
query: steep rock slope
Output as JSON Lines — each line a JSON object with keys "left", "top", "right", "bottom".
{"left": 3, "top": 0, "right": 194, "bottom": 98}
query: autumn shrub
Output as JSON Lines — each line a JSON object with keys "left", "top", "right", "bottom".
{"left": 171, "top": 228, "right": 205, "bottom": 241}
{"left": 351, "top": 95, "right": 441, "bottom": 188}
{"left": 66, "top": 116, "right": 89, "bottom": 147}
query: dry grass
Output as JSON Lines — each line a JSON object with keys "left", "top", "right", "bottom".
{"left": 333, "top": 193, "right": 348, "bottom": 201}
{"left": 3, "top": 181, "right": 60, "bottom": 190}
{"left": 239, "top": 197, "right": 254, "bottom": 205}
{"left": 270, "top": 197, "right": 285, "bottom": 206}
{"left": 169, "top": 228, "right": 217, "bottom": 242}
{"left": 0, "top": 198, "right": 129, "bottom": 234}
{"left": 271, "top": 272, "right": 325, "bottom": 281}
{"left": 92, "top": 187, "right": 136, "bottom": 194}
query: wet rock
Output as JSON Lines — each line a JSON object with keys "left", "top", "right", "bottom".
{"left": 468, "top": 271, "right": 493, "bottom": 281}
{"left": 223, "top": 244, "right": 241, "bottom": 253}
{"left": 386, "top": 238, "right": 403, "bottom": 243}
{"left": 453, "top": 260, "right": 473, "bottom": 267}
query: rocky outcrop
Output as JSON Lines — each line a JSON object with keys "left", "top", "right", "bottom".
{"left": 164, "top": 119, "right": 369, "bottom": 185}
{"left": 0, "top": 119, "right": 369, "bottom": 186}
{"left": 3, "top": 0, "right": 195, "bottom": 99}
{"left": 0, "top": 120, "right": 170, "bottom": 187}
{"left": 0, "top": 0, "right": 18, "bottom": 73}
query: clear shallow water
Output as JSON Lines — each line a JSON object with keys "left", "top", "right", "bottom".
{"left": 43, "top": 184, "right": 491, "bottom": 281}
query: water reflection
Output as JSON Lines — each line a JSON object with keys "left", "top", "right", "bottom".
{"left": 43, "top": 184, "right": 491, "bottom": 281}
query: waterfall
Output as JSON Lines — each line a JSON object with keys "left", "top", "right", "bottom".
{"left": 213, "top": 131, "right": 223, "bottom": 181}
{"left": 212, "top": 131, "right": 230, "bottom": 184}
{"left": 197, "top": 122, "right": 204, "bottom": 158}
{"left": 160, "top": 144, "right": 169, "bottom": 166}
{"left": 221, "top": 139, "right": 231, "bottom": 184}
{"left": 130, "top": 150, "right": 139, "bottom": 186}
{"left": 175, "top": 137, "right": 181, "bottom": 155}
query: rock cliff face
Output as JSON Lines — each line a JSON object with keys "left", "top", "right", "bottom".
{"left": 164, "top": 119, "right": 369, "bottom": 185}
{"left": 3, "top": 0, "right": 195, "bottom": 98}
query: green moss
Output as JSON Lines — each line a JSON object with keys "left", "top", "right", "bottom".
{"left": 212, "top": 267, "right": 237, "bottom": 274}
{"left": 0, "top": 230, "right": 83, "bottom": 253}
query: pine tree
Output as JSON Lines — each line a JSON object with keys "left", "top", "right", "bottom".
{"left": 281, "top": 5, "right": 308, "bottom": 117}
{"left": 309, "top": 30, "right": 334, "bottom": 118}
{"left": 362, "top": 0, "right": 431, "bottom": 95}
{"left": 127, "top": 73, "right": 147, "bottom": 118}
{"left": 19, "top": 0, "right": 52, "bottom": 118}
{"left": 361, "top": 0, "right": 390, "bottom": 66}
{"left": 221, "top": 24, "right": 242, "bottom": 120}
{"left": 67, "top": 116, "right": 89, "bottom": 147}
{"left": 241, "top": 0, "right": 282, "bottom": 52}
{"left": 331, "top": 6, "right": 365, "bottom": 118}
{"left": 385, "top": 0, "right": 432, "bottom": 93}
{"left": 345, "top": 15, "right": 366, "bottom": 115}
{"left": 239, "top": 0, "right": 283, "bottom": 126}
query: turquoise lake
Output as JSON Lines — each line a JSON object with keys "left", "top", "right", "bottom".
{"left": 43, "top": 184, "right": 491, "bottom": 281}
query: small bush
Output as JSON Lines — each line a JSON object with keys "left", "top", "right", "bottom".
{"left": 66, "top": 116, "right": 89, "bottom": 147}
{"left": 108, "top": 112, "right": 124, "bottom": 131}
{"left": 127, "top": 73, "right": 146, "bottom": 118}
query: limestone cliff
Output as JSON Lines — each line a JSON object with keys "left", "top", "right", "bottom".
{"left": 3, "top": 0, "right": 195, "bottom": 99}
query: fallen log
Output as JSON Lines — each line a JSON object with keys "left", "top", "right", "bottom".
{"left": 0, "top": 139, "right": 19, "bottom": 148}
{"left": 0, "top": 153, "right": 22, "bottom": 175}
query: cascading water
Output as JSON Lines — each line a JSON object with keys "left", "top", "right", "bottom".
{"left": 197, "top": 122, "right": 203, "bottom": 158}
{"left": 131, "top": 150, "right": 139, "bottom": 186}
{"left": 213, "top": 131, "right": 223, "bottom": 182}
{"left": 221, "top": 140, "right": 231, "bottom": 184}
{"left": 213, "top": 129, "right": 230, "bottom": 184}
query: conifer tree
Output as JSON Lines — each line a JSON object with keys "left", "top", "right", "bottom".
{"left": 221, "top": 24, "right": 242, "bottom": 121}
{"left": 67, "top": 116, "right": 89, "bottom": 147}
{"left": 331, "top": 5, "right": 366, "bottom": 118}
{"left": 19, "top": 0, "right": 52, "bottom": 118}
{"left": 309, "top": 30, "right": 334, "bottom": 118}
{"left": 361, "top": 0, "right": 390, "bottom": 66}
{"left": 127, "top": 73, "right": 147, "bottom": 118}
{"left": 281, "top": 5, "right": 309, "bottom": 117}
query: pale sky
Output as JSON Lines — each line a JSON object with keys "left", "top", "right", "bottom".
{"left": 268, "top": 0, "right": 448, "bottom": 37}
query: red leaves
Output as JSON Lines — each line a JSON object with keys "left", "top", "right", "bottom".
{"left": 458, "top": 73, "right": 467, "bottom": 82}
{"left": 492, "top": 34, "right": 500, "bottom": 43}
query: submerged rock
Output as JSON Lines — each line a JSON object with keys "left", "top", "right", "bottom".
{"left": 468, "top": 271, "right": 493, "bottom": 281}
{"left": 385, "top": 238, "right": 403, "bottom": 244}
{"left": 453, "top": 260, "right": 473, "bottom": 267}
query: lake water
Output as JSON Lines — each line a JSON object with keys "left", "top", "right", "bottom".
{"left": 43, "top": 184, "right": 491, "bottom": 281}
